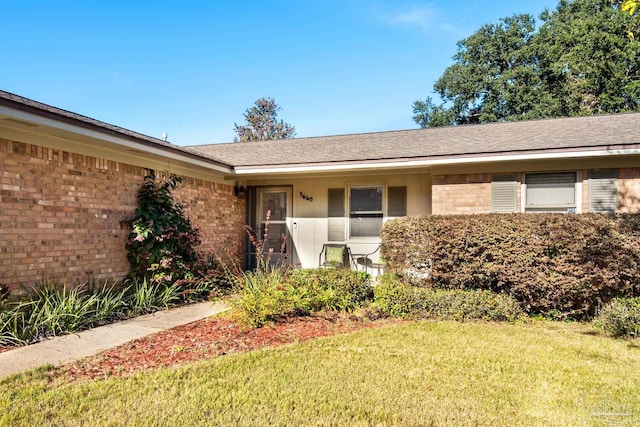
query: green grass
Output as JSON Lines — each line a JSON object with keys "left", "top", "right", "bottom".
{"left": 2, "top": 320, "right": 640, "bottom": 426}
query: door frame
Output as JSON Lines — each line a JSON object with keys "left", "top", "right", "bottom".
{"left": 246, "top": 186, "right": 293, "bottom": 269}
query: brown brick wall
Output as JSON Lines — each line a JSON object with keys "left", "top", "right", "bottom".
{"left": 0, "top": 138, "right": 244, "bottom": 293}
{"left": 435, "top": 169, "right": 640, "bottom": 215}
{"left": 581, "top": 168, "right": 640, "bottom": 213}
{"left": 581, "top": 169, "right": 589, "bottom": 213}
{"left": 432, "top": 173, "right": 492, "bottom": 215}
{"left": 617, "top": 168, "right": 640, "bottom": 212}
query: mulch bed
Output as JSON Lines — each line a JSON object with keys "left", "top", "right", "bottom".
{"left": 61, "top": 312, "right": 404, "bottom": 380}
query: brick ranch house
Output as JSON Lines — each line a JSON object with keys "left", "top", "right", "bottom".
{"left": 1, "top": 89, "right": 640, "bottom": 293}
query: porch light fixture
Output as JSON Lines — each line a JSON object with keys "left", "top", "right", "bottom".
{"left": 234, "top": 183, "right": 247, "bottom": 199}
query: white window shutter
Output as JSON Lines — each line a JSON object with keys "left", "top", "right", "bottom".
{"left": 492, "top": 175, "right": 517, "bottom": 213}
{"left": 589, "top": 170, "right": 617, "bottom": 213}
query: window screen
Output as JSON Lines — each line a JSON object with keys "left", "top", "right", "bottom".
{"left": 327, "top": 188, "right": 345, "bottom": 241}
{"left": 589, "top": 170, "right": 617, "bottom": 213}
{"left": 350, "top": 186, "right": 383, "bottom": 238}
{"left": 525, "top": 172, "right": 576, "bottom": 212}
{"left": 491, "top": 175, "right": 516, "bottom": 213}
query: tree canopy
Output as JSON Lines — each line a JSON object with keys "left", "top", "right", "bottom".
{"left": 620, "top": 0, "right": 639, "bottom": 37}
{"left": 234, "top": 97, "right": 296, "bottom": 142}
{"left": 413, "top": 0, "right": 640, "bottom": 128}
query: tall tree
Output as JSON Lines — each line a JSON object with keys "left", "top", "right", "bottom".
{"left": 619, "top": 0, "right": 639, "bottom": 38}
{"left": 536, "top": 0, "right": 640, "bottom": 115}
{"left": 433, "top": 14, "right": 558, "bottom": 125}
{"left": 234, "top": 97, "right": 296, "bottom": 142}
{"left": 414, "top": 0, "right": 640, "bottom": 127}
{"left": 412, "top": 97, "right": 456, "bottom": 128}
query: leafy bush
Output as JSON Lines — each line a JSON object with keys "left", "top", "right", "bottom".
{"left": 374, "top": 275, "right": 523, "bottom": 322}
{"left": 231, "top": 268, "right": 374, "bottom": 328}
{"left": 231, "top": 212, "right": 375, "bottom": 327}
{"left": 231, "top": 268, "right": 303, "bottom": 328}
{"left": 594, "top": 297, "right": 640, "bottom": 337}
{"left": 125, "top": 173, "right": 201, "bottom": 284}
{"left": 288, "top": 269, "right": 372, "bottom": 312}
{"left": 382, "top": 213, "right": 640, "bottom": 319}
{"left": 230, "top": 211, "right": 299, "bottom": 327}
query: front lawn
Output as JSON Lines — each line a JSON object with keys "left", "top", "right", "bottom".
{"left": 2, "top": 320, "right": 639, "bottom": 426}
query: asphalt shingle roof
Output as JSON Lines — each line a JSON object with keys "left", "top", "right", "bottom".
{"left": 0, "top": 90, "right": 230, "bottom": 169}
{"left": 189, "top": 113, "right": 640, "bottom": 168}
{"left": 3, "top": 89, "right": 639, "bottom": 171}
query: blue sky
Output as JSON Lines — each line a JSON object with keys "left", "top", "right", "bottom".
{"left": 2, "top": 1, "right": 558, "bottom": 146}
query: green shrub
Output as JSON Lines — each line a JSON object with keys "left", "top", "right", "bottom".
{"left": 382, "top": 213, "right": 640, "bottom": 319}
{"left": 374, "top": 275, "right": 523, "bottom": 322}
{"left": 231, "top": 268, "right": 375, "bottom": 328}
{"left": 124, "top": 173, "right": 201, "bottom": 285}
{"left": 372, "top": 275, "right": 418, "bottom": 318}
{"left": 594, "top": 297, "right": 640, "bottom": 337}
{"left": 288, "top": 269, "right": 373, "bottom": 312}
{"left": 231, "top": 210, "right": 375, "bottom": 327}
{"left": 231, "top": 268, "right": 303, "bottom": 328}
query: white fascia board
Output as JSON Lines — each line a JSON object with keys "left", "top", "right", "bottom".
{"left": 0, "top": 105, "right": 233, "bottom": 174}
{"left": 233, "top": 147, "right": 640, "bottom": 175}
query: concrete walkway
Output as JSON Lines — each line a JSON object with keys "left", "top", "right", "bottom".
{"left": 0, "top": 300, "right": 230, "bottom": 380}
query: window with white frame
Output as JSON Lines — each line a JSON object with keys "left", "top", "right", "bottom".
{"left": 327, "top": 185, "right": 407, "bottom": 240}
{"left": 349, "top": 186, "right": 384, "bottom": 238}
{"left": 524, "top": 172, "right": 577, "bottom": 212}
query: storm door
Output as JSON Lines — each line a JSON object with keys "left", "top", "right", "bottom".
{"left": 256, "top": 188, "right": 291, "bottom": 267}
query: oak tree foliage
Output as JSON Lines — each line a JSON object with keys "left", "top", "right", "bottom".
{"left": 413, "top": 0, "right": 640, "bottom": 128}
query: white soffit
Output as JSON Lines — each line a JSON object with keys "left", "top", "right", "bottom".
{"left": 232, "top": 148, "right": 640, "bottom": 175}
{"left": 0, "top": 105, "right": 233, "bottom": 175}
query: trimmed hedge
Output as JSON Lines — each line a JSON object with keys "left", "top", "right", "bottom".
{"left": 381, "top": 214, "right": 640, "bottom": 319}
{"left": 374, "top": 275, "right": 523, "bottom": 322}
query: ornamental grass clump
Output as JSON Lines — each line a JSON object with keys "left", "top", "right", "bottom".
{"left": 0, "top": 281, "right": 131, "bottom": 346}
{"left": 594, "top": 297, "right": 640, "bottom": 338}
{"left": 0, "top": 278, "right": 189, "bottom": 347}
{"left": 126, "top": 277, "right": 181, "bottom": 316}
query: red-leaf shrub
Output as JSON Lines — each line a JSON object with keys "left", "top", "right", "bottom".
{"left": 381, "top": 214, "right": 640, "bottom": 319}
